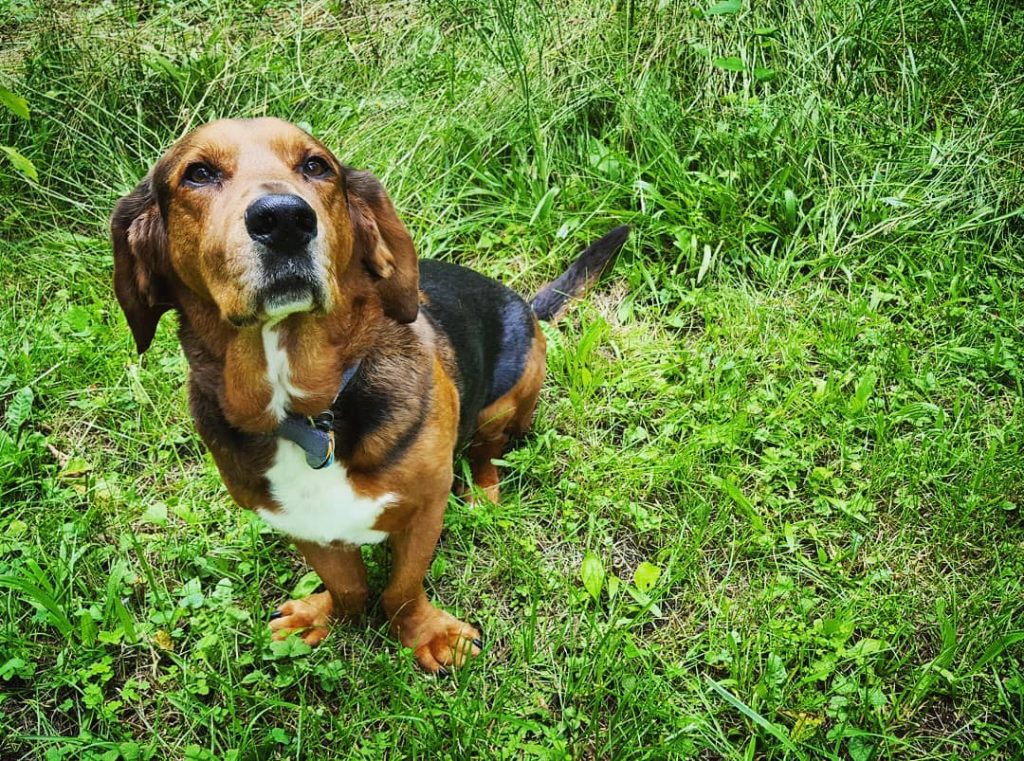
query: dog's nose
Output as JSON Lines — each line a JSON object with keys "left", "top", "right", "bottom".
{"left": 245, "top": 194, "right": 317, "bottom": 250}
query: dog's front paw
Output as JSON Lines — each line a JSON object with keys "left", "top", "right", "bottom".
{"left": 392, "top": 605, "right": 483, "bottom": 674}
{"left": 269, "top": 591, "right": 333, "bottom": 646}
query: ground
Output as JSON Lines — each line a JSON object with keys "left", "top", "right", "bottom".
{"left": 0, "top": 0, "right": 1022, "bottom": 758}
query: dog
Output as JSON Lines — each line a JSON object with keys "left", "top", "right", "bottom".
{"left": 111, "top": 117, "right": 628, "bottom": 673}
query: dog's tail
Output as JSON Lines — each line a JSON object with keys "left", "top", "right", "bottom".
{"left": 530, "top": 226, "right": 630, "bottom": 323}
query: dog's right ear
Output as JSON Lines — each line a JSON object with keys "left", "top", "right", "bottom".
{"left": 111, "top": 176, "right": 173, "bottom": 353}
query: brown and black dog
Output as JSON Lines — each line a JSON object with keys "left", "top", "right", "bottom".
{"left": 112, "top": 117, "right": 628, "bottom": 673}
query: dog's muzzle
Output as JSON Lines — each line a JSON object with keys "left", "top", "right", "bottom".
{"left": 245, "top": 193, "right": 326, "bottom": 317}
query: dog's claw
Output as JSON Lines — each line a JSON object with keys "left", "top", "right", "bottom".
{"left": 269, "top": 610, "right": 283, "bottom": 620}
{"left": 437, "top": 666, "right": 450, "bottom": 678}
{"left": 472, "top": 638, "right": 484, "bottom": 649}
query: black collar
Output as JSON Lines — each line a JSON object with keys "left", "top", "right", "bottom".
{"left": 275, "top": 359, "right": 362, "bottom": 469}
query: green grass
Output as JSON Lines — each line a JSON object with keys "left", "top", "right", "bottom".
{"left": 1, "top": 0, "right": 1023, "bottom": 758}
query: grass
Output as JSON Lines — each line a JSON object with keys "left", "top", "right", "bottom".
{"left": 1, "top": 0, "right": 1023, "bottom": 757}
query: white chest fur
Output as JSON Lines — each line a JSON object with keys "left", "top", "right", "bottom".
{"left": 256, "top": 324, "right": 393, "bottom": 546}
{"left": 259, "top": 440, "right": 393, "bottom": 545}
{"left": 262, "top": 324, "right": 306, "bottom": 421}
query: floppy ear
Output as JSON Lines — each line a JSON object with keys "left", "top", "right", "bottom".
{"left": 111, "top": 176, "right": 174, "bottom": 353}
{"left": 346, "top": 169, "right": 419, "bottom": 324}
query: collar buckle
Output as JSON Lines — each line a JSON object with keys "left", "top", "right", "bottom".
{"left": 311, "top": 428, "right": 336, "bottom": 470}
{"left": 308, "top": 412, "right": 336, "bottom": 469}
{"left": 275, "top": 359, "right": 361, "bottom": 470}
{"left": 311, "top": 410, "right": 334, "bottom": 432}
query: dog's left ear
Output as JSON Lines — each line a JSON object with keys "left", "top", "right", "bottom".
{"left": 346, "top": 169, "right": 419, "bottom": 324}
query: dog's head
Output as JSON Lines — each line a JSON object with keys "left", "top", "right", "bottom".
{"left": 112, "top": 117, "right": 418, "bottom": 352}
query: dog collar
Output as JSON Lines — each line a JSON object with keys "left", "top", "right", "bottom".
{"left": 276, "top": 359, "right": 362, "bottom": 469}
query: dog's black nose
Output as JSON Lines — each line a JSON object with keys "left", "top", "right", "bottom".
{"left": 245, "top": 194, "right": 317, "bottom": 250}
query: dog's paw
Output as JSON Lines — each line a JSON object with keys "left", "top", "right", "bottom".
{"left": 269, "top": 591, "right": 333, "bottom": 647}
{"left": 393, "top": 605, "right": 483, "bottom": 674}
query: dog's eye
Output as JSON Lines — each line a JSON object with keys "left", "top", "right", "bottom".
{"left": 301, "top": 157, "right": 331, "bottom": 179}
{"left": 183, "top": 163, "right": 218, "bottom": 186}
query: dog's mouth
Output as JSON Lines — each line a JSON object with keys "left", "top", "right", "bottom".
{"left": 260, "top": 278, "right": 327, "bottom": 321}
{"left": 263, "top": 283, "right": 320, "bottom": 318}
{"left": 228, "top": 256, "right": 329, "bottom": 327}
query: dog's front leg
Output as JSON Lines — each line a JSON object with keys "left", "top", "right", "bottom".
{"left": 381, "top": 494, "right": 482, "bottom": 674}
{"left": 269, "top": 540, "right": 369, "bottom": 646}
